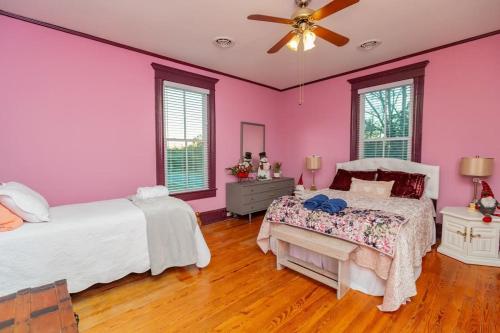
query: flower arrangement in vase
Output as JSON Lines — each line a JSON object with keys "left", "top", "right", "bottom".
{"left": 273, "top": 162, "right": 282, "bottom": 178}
{"left": 226, "top": 161, "right": 253, "bottom": 182}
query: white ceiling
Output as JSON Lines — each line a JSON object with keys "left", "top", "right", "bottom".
{"left": 1, "top": 0, "right": 499, "bottom": 89}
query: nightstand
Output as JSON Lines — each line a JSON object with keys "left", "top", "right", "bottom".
{"left": 438, "top": 207, "right": 500, "bottom": 267}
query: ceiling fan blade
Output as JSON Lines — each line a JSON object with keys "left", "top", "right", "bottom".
{"left": 247, "top": 14, "right": 294, "bottom": 25}
{"left": 314, "top": 25, "right": 349, "bottom": 46}
{"left": 311, "top": 0, "right": 359, "bottom": 21}
{"left": 268, "top": 31, "right": 297, "bottom": 54}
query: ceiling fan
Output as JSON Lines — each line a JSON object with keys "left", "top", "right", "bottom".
{"left": 248, "top": 0, "right": 359, "bottom": 54}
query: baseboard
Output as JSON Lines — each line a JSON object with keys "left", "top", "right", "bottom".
{"left": 198, "top": 208, "right": 228, "bottom": 225}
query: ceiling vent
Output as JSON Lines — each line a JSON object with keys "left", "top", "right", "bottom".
{"left": 213, "top": 37, "right": 234, "bottom": 49}
{"left": 359, "top": 39, "right": 382, "bottom": 50}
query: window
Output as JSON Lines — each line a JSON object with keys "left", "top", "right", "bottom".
{"left": 152, "top": 63, "right": 218, "bottom": 201}
{"left": 348, "top": 61, "right": 428, "bottom": 162}
{"left": 359, "top": 79, "right": 413, "bottom": 160}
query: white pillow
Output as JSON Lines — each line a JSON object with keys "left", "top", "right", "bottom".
{"left": 0, "top": 182, "right": 50, "bottom": 222}
{"left": 5, "top": 182, "right": 49, "bottom": 207}
{"left": 349, "top": 178, "right": 395, "bottom": 198}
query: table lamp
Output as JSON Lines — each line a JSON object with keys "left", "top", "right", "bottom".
{"left": 306, "top": 155, "right": 321, "bottom": 191}
{"left": 460, "top": 156, "right": 494, "bottom": 204}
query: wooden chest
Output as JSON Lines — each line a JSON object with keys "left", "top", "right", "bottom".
{"left": 226, "top": 177, "right": 294, "bottom": 219}
{"left": 0, "top": 280, "right": 78, "bottom": 333}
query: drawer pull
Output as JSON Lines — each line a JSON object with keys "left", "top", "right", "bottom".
{"left": 470, "top": 233, "right": 481, "bottom": 242}
{"left": 456, "top": 230, "right": 466, "bottom": 241}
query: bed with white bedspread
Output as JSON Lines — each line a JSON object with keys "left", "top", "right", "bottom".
{"left": 257, "top": 158, "right": 440, "bottom": 312}
{"left": 0, "top": 196, "right": 210, "bottom": 296}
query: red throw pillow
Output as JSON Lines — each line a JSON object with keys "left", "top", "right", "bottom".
{"left": 376, "top": 169, "right": 426, "bottom": 199}
{"left": 329, "top": 169, "right": 377, "bottom": 191}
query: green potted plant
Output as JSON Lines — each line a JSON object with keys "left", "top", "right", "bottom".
{"left": 273, "top": 162, "right": 282, "bottom": 178}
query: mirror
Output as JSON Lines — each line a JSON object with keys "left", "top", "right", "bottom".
{"left": 240, "top": 122, "right": 265, "bottom": 168}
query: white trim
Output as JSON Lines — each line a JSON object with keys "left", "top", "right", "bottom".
{"left": 358, "top": 78, "right": 414, "bottom": 94}
{"left": 164, "top": 81, "right": 210, "bottom": 95}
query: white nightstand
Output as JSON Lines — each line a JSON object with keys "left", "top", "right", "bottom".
{"left": 438, "top": 207, "right": 500, "bottom": 267}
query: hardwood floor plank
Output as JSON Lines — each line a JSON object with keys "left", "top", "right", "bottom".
{"left": 72, "top": 217, "right": 500, "bottom": 332}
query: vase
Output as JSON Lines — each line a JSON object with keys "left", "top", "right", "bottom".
{"left": 236, "top": 172, "right": 249, "bottom": 182}
{"left": 273, "top": 172, "right": 281, "bottom": 178}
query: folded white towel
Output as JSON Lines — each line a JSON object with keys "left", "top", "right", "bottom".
{"left": 136, "top": 186, "right": 169, "bottom": 200}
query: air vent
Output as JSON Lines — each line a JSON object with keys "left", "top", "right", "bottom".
{"left": 359, "top": 39, "right": 382, "bottom": 50}
{"left": 213, "top": 37, "right": 234, "bottom": 49}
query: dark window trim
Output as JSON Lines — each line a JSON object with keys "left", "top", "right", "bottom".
{"left": 348, "top": 61, "right": 429, "bottom": 162}
{"left": 152, "top": 63, "right": 219, "bottom": 201}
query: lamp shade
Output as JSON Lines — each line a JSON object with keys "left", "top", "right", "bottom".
{"left": 460, "top": 157, "right": 494, "bottom": 177}
{"left": 306, "top": 155, "right": 321, "bottom": 170}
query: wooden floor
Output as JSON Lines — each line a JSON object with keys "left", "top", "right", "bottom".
{"left": 72, "top": 217, "right": 500, "bottom": 333}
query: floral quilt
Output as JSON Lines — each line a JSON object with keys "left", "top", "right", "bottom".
{"left": 265, "top": 195, "right": 408, "bottom": 257}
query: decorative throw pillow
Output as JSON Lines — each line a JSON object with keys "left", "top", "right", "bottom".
{"left": 349, "top": 178, "right": 395, "bottom": 198}
{"left": 0, "top": 203, "right": 23, "bottom": 232}
{"left": 0, "top": 182, "right": 50, "bottom": 222}
{"left": 330, "top": 169, "right": 377, "bottom": 191}
{"left": 376, "top": 169, "right": 426, "bottom": 199}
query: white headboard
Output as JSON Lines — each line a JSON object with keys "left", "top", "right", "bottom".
{"left": 336, "top": 158, "right": 440, "bottom": 199}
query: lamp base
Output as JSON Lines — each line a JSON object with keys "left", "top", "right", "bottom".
{"left": 310, "top": 185, "right": 317, "bottom": 191}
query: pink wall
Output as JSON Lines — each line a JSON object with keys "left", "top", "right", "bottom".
{"left": 0, "top": 16, "right": 283, "bottom": 212}
{"left": 1, "top": 15, "right": 499, "bottom": 215}
{"left": 278, "top": 34, "right": 500, "bottom": 215}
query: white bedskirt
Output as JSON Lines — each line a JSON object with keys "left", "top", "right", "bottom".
{"left": 0, "top": 198, "right": 210, "bottom": 296}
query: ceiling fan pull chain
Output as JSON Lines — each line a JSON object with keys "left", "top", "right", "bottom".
{"left": 298, "top": 47, "right": 305, "bottom": 105}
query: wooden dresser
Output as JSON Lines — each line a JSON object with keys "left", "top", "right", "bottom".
{"left": 226, "top": 177, "right": 294, "bottom": 221}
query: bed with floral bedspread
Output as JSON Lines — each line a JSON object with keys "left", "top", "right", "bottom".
{"left": 257, "top": 189, "right": 436, "bottom": 312}
{"left": 264, "top": 195, "right": 409, "bottom": 257}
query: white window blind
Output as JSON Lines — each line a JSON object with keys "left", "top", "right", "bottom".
{"left": 358, "top": 79, "right": 414, "bottom": 160}
{"left": 163, "top": 81, "right": 209, "bottom": 193}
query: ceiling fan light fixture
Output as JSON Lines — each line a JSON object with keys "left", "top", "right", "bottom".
{"left": 287, "top": 34, "right": 301, "bottom": 51}
{"left": 303, "top": 29, "right": 316, "bottom": 51}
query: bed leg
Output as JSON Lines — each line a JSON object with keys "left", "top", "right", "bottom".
{"left": 337, "top": 259, "right": 350, "bottom": 299}
{"left": 276, "top": 238, "right": 287, "bottom": 270}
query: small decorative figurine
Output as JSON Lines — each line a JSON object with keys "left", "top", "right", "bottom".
{"left": 244, "top": 152, "right": 252, "bottom": 164}
{"left": 257, "top": 152, "right": 271, "bottom": 181}
{"left": 295, "top": 173, "right": 305, "bottom": 192}
{"left": 478, "top": 181, "right": 499, "bottom": 223}
{"left": 273, "top": 162, "right": 282, "bottom": 178}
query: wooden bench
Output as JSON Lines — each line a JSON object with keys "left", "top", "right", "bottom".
{"left": 271, "top": 224, "right": 358, "bottom": 299}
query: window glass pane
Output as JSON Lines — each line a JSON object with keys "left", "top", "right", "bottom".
{"left": 186, "top": 140, "right": 206, "bottom": 189}
{"left": 363, "top": 91, "right": 385, "bottom": 139}
{"left": 364, "top": 141, "right": 384, "bottom": 158}
{"left": 387, "top": 85, "right": 411, "bottom": 138}
{"left": 164, "top": 88, "right": 185, "bottom": 139}
{"left": 360, "top": 82, "right": 413, "bottom": 161}
{"left": 164, "top": 83, "right": 209, "bottom": 193}
{"left": 384, "top": 140, "right": 409, "bottom": 160}
{"left": 185, "top": 91, "right": 204, "bottom": 140}
{"left": 166, "top": 141, "right": 187, "bottom": 193}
